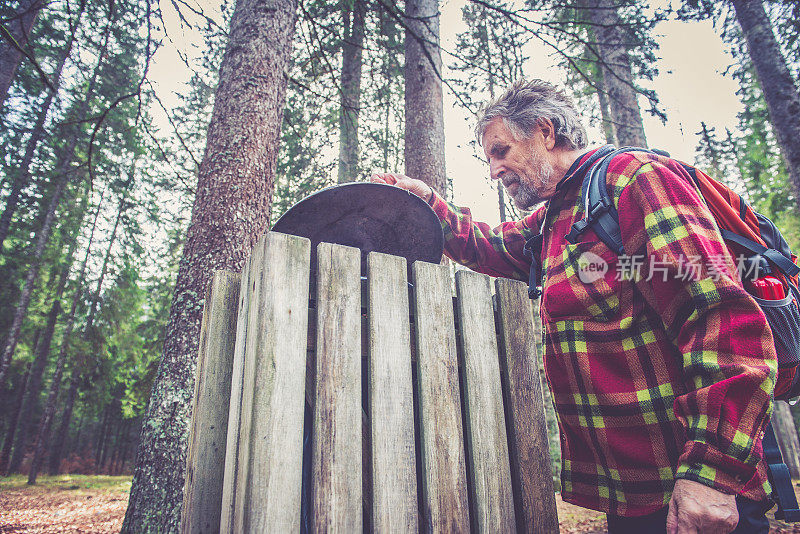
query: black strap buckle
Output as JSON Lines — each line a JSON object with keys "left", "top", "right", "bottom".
{"left": 764, "top": 422, "right": 800, "bottom": 521}
{"left": 589, "top": 199, "right": 611, "bottom": 218}
{"left": 566, "top": 219, "right": 589, "bottom": 245}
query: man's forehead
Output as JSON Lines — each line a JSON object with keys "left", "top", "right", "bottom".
{"left": 482, "top": 118, "right": 513, "bottom": 144}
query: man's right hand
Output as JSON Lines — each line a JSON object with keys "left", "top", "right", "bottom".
{"left": 371, "top": 173, "right": 433, "bottom": 202}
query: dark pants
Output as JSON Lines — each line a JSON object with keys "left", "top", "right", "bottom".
{"left": 606, "top": 496, "right": 773, "bottom": 534}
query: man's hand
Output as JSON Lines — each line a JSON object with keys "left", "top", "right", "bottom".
{"left": 371, "top": 173, "right": 433, "bottom": 201}
{"left": 666, "top": 479, "right": 738, "bottom": 533}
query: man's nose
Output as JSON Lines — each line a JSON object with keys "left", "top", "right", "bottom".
{"left": 489, "top": 160, "right": 504, "bottom": 181}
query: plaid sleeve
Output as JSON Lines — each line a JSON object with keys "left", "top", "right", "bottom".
{"left": 613, "top": 154, "right": 776, "bottom": 496}
{"left": 427, "top": 191, "right": 542, "bottom": 281}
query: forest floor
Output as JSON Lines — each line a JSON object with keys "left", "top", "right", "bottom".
{"left": 1, "top": 474, "right": 800, "bottom": 532}
{"left": 0, "top": 475, "right": 130, "bottom": 533}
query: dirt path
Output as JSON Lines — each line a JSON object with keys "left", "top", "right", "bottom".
{"left": 0, "top": 475, "right": 130, "bottom": 534}
{"left": 2, "top": 474, "right": 800, "bottom": 532}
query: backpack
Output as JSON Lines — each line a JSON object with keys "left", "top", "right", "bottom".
{"left": 527, "top": 145, "right": 800, "bottom": 401}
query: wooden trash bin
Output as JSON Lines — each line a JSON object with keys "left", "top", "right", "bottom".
{"left": 181, "top": 231, "right": 558, "bottom": 533}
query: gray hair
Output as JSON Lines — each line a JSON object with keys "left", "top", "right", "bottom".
{"left": 475, "top": 79, "right": 588, "bottom": 150}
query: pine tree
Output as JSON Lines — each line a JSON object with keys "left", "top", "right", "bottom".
{"left": 403, "top": 0, "right": 447, "bottom": 196}
{"left": 0, "top": 0, "right": 45, "bottom": 109}
{"left": 731, "top": 0, "right": 800, "bottom": 216}
{"left": 122, "top": 0, "right": 300, "bottom": 528}
{"left": 338, "top": 0, "right": 365, "bottom": 183}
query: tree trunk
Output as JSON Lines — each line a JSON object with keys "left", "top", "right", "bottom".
{"left": 0, "top": 1, "right": 84, "bottom": 249}
{"left": 731, "top": 0, "right": 800, "bottom": 215}
{"left": 579, "top": 10, "right": 617, "bottom": 146}
{"left": 477, "top": 12, "right": 508, "bottom": 222}
{"left": 404, "top": 0, "right": 447, "bottom": 196}
{"left": 117, "top": 421, "right": 132, "bottom": 475}
{"left": 337, "top": 0, "right": 365, "bottom": 183}
{"left": 378, "top": 3, "right": 400, "bottom": 171}
{"left": 85, "top": 178, "right": 130, "bottom": 333}
{"left": 70, "top": 409, "right": 84, "bottom": 459}
{"left": 95, "top": 406, "right": 110, "bottom": 468}
{"left": 47, "top": 375, "right": 78, "bottom": 475}
{"left": 0, "top": 0, "right": 43, "bottom": 109}
{"left": 0, "top": 19, "right": 112, "bottom": 388}
{"left": 122, "top": 0, "right": 299, "bottom": 530}
{"left": 772, "top": 400, "right": 800, "bottom": 478}
{"left": 109, "top": 420, "right": 123, "bottom": 474}
{"left": 595, "top": 76, "right": 617, "bottom": 145}
{"left": 0, "top": 362, "right": 30, "bottom": 474}
{"left": 6, "top": 301, "right": 59, "bottom": 474}
{"left": 585, "top": 0, "right": 647, "bottom": 147}
{"left": 103, "top": 413, "right": 123, "bottom": 472}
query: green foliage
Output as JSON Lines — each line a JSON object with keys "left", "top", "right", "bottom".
{"left": 0, "top": 0, "right": 183, "bottom": 465}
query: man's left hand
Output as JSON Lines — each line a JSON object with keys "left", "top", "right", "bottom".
{"left": 666, "top": 479, "right": 738, "bottom": 533}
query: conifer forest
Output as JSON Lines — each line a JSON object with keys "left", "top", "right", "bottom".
{"left": 1, "top": 0, "right": 800, "bottom": 531}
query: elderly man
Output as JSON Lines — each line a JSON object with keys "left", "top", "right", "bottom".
{"left": 372, "top": 79, "right": 776, "bottom": 533}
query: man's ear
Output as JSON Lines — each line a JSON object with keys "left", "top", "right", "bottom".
{"left": 537, "top": 118, "right": 557, "bottom": 151}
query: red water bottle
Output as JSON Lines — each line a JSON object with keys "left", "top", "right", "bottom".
{"left": 751, "top": 275, "right": 786, "bottom": 299}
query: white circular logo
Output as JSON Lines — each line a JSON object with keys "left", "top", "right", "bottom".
{"left": 577, "top": 251, "right": 608, "bottom": 283}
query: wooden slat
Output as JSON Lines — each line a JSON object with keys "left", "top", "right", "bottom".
{"left": 367, "top": 252, "right": 418, "bottom": 531}
{"left": 411, "top": 261, "right": 469, "bottom": 531}
{"left": 455, "top": 270, "right": 515, "bottom": 532}
{"left": 220, "top": 239, "right": 260, "bottom": 534}
{"left": 181, "top": 271, "right": 241, "bottom": 534}
{"left": 495, "top": 278, "right": 559, "bottom": 533}
{"left": 230, "top": 231, "right": 311, "bottom": 532}
{"left": 312, "top": 243, "right": 362, "bottom": 531}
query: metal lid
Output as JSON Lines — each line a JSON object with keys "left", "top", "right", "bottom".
{"left": 271, "top": 182, "right": 444, "bottom": 273}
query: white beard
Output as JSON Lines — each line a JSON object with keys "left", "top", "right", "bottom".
{"left": 506, "top": 151, "right": 554, "bottom": 210}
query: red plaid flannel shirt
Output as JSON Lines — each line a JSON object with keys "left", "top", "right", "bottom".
{"left": 429, "top": 149, "right": 775, "bottom": 516}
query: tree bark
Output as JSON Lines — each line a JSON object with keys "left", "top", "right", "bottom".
{"left": 116, "top": 420, "right": 132, "bottom": 475}
{"left": 596, "top": 83, "right": 616, "bottom": 145}
{"left": 337, "top": 0, "right": 365, "bottom": 183}
{"left": 0, "top": 362, "right": 30, "bottom": 474}
{"left": 122, "top": 0, "right": 299, "bottom": 530}
{"left": 6, "top": 301, "right": 59, "bottom": 474}
{"left": 95, "top": 406, "right": 110, "bottom": 468}
{"left": 46, "top": 375, "right": 78, "bottom": 474}
{"left": 404, "top": 0, "right": 447, "bottom": 196}
{"left": 477, "top": 12, "right": 508, "bottom": 222}
{"left": 0, "top": 18, "right": 112, "bottom": 388}
{"left": 731, "top": 0, "right": 800, "bottom": 215}
{"left": 0, "top": 0, "right": 44, "bottom": 109}
{"left": 0, "top": 1, "right": 84, "bottom": 249}
{"left": 103, "top": 411, "right": 123, "bottom": 472}
{"left": 585, "top": 0, "right": 647, "bottom": 147}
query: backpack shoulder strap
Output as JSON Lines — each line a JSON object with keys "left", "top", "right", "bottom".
{"left": 565, "top": 146, "right": 657, "bottom": 255}
{"left": 524, "top": 145, "right": 617, "bottom": 299}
